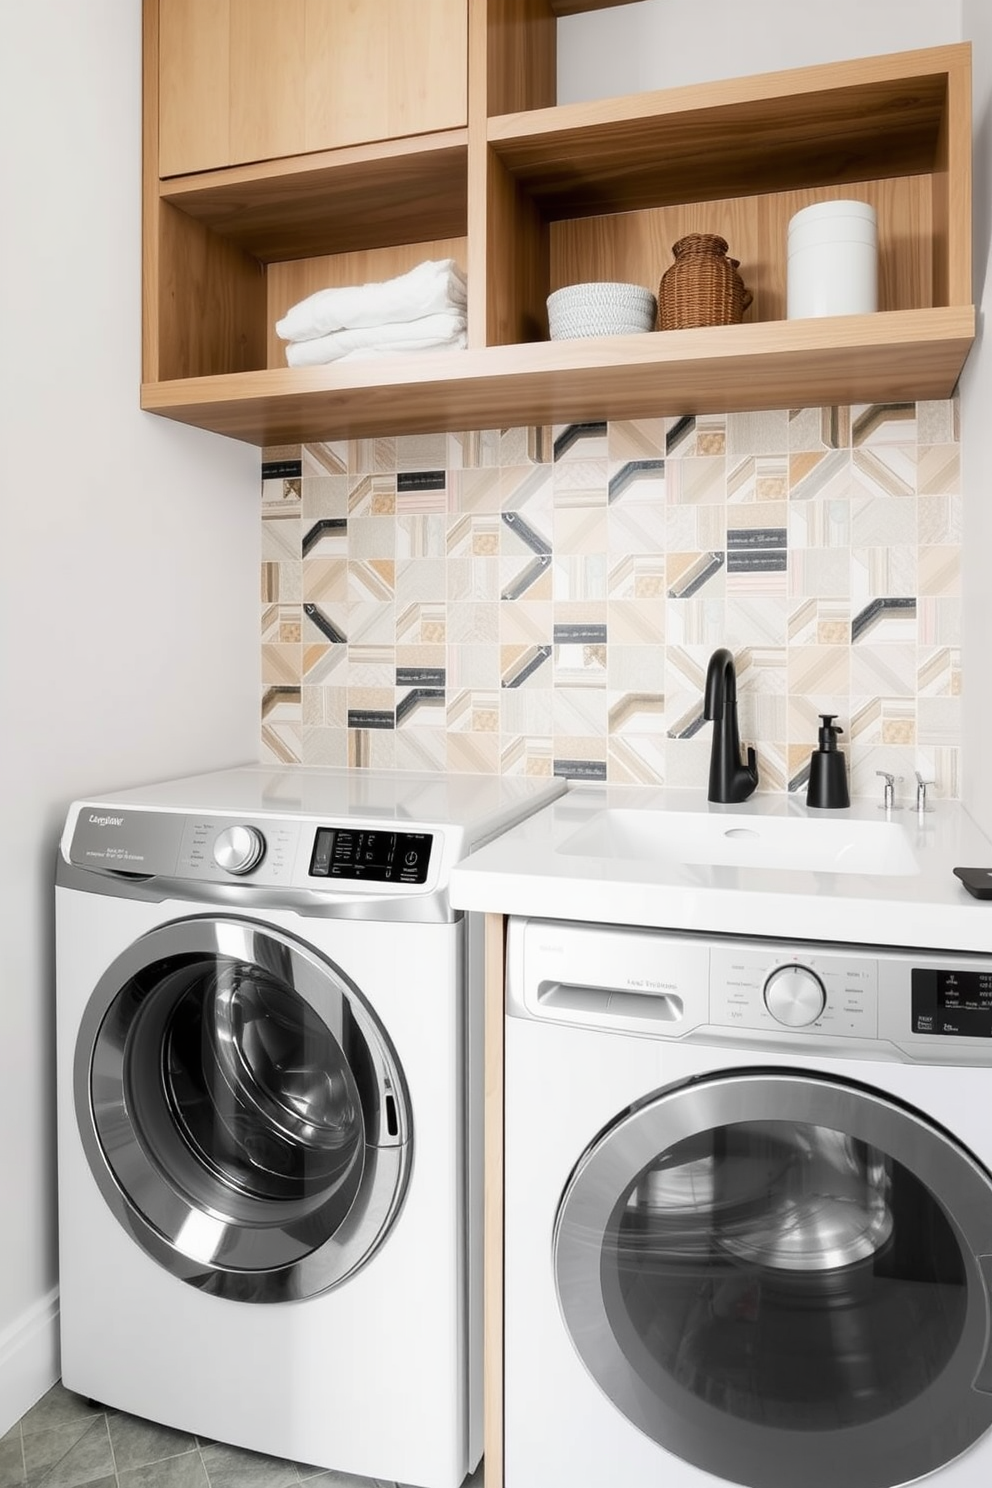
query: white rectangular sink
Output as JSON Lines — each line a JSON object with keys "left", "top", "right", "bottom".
{"left": 557, "top": 808, "right": 921, "bottom": 876}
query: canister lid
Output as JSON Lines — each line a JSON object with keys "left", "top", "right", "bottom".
{"left": 788, "top": 200, "right": 877, "bottom": 235}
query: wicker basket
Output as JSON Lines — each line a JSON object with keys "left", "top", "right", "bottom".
{"left": 657, "top": 234, "right": 753, "bottom": 330}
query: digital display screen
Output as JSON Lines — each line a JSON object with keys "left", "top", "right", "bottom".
{"left": 936, "top": 969, "right": 992, "bottom": 1011}
{"left": 911, "top": 966, "right": 992, "bottom": 1038}
{"left": 309, "top": 828, "right": 432, "bottom": 884}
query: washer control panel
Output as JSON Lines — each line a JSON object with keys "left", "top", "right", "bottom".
{"left": 67, "top": 808, "right": 439, "bottom": 893}
{"left": 709, "top": 944, "right": 879, "bottom": 1037}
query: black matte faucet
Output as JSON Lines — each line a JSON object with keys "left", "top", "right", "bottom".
{"left": 703, "top": 647, "right": 759, "bottom": 803}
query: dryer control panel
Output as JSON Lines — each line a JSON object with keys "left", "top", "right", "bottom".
{"left": 507, "top": 917, "right": 992, "bottom": 1063}
{"left": 709, "top": 944, "right": 878, "bottom": 1038}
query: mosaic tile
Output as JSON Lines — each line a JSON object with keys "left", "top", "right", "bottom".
{"left": 917, "top": 401, "right": 957, "bottom": 445}
{"left": 726, "top": 409, "right": 790, "bottom": 460}
{"left": 608, "top": 502, "right": 666, "bottom": 556}
{"left": 499, "top": 736, "right": 555, "bottom": 776}
{"left": 394, "top": 729, "right": 447, "bottom": 772}
{"left": 607, "top": 734, "right": 666, "bottom": 785}
{"left": 852, "top": 445, "right": 917, "bottom": 498}
{"left": 608, "top": 420, "right": 666, "bottom": 461}
{"left": 304, "top": 559, "right": 349, "bottom": 604}
{"left": 553, "top": 422, "right": 608, "bottom": 461}
{"left": 261, "top": 645, "right": 302, "bottom": 686}
{"left": 666, "top": 596, "right": 726, "bottom": 649}
{"left": 852, "top": 402, "right": 916, "bottom": 445}
{"left": 384, "top": 518, "right": 441, "bottom": 567}
{"left": 552, "top": 554, "right": 608, "bottom": 601}
{"left": 918, "top": 696, "right": 961, "bottom": 747}
{"left": 668, "top": 456, "right": 728, "bottom": 505}
{"left": 790, "top": 497, "right": 850, "bottom": 550}
{"left": 266, "top": 397, "right": 964, "bottom": 799}
{"left": 450, "top": 468, "right": 505, "bottom": 513}
{"left": 665, "top": 503, "right": 726, "bottom": 552}
{"left": 918, "top": 494, "right": 962, "bottom": 547}
{"left": 447, "top": 602, "right": 498, "bottom": 645}
{"left": 446, "top": 690, "right": 499, "bottom": 733}
{"left": 301, "top": 477, "right": 349, "bottom": 520}
{"left": 446, "top": 733, "right": 500, "bottom": 773}
{"left": 347, "top": 474, "right": 396, "bottom": 516}
{"left": 666, "top": 552, "right": 725, "bottom": 600}
{"left": 498, "top": 599, "right": 553, "bottom": 646}
{"left": 348, "top": 730, "right": 396, "bottom": 769}
{"left": 918, "top": 647, "right": 961, "bottom": 698}
{"left": 787, "top": 406, "right": 851, "bottom": 451}
{"left": 301, "top": 441, "right": 348, "bottom": 476}
{"left": 608, "top": 690, "right": 664, "bottom": 734}
{"left": 917, "top": 444, "right": 960, "bottom": 496}
{"left": 501, "top": 644, "right": 552, "bottom": 689}
{"left": 607, "top": 459, "right": 665, "bottom": 504}
{"left": 918, "top": 545, "right": 960, "bottom": 598}
{"left": 552, "top": 755, "right": 608, "bottom": 782}
{"left": 788, "top": 548, "right": 851, "bottom": 598}
{"left": 397, "top": 433, "right": 448, "bottom": 471}
{"left": 395, "top": 602, "right": 445, "bottom": 644}
{"left": 608, "top": 598, "right": 665, "bottom": 645}
{"left": 501, "top": 687, "right": 554, "bottom": 736}
{"left": 396, "top": 688, "right": 446, "bottom": 728}
{"left": 304, "top": 604, "right": 347, "bottom": 645}
{"left": 727, "top": 456, "right": 788, "bottom": 504}
{"left": 552, "top": 458, "right": 609, "bottom": 507}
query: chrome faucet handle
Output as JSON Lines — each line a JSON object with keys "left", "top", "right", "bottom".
{"left": 915, "top": 770, "right": 935, "bottom": 814}
{"left": 876, "top": 770, "right": 903, "bottom": 811}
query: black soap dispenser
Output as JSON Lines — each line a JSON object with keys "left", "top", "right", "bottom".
{"left": 806, "top": 714, "right": 850, "bottom": 809}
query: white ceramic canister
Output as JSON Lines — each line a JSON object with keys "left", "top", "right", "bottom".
{"left": 786, "top": 200, "right": 878, "bottom": 319}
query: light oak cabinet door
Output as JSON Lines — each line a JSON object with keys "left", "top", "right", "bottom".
{"left": 158, "top": 0, "right": 468, "bottom": 178}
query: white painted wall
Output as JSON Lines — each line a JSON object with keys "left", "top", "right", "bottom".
{"left": 960, "top": 0, "right": 992, "bottom": 836}
{"left": 558, "top": 0, "right": 962, "bottom": 101}
{"left": 0, "top": 0, "right": 259, "bottom": 1431}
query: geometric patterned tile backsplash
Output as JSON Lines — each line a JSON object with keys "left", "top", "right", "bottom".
{"left": 260, "top": 398, "right": 961, "bottom": 802}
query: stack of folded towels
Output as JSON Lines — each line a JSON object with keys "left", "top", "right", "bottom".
{"left": 275, "top": 258, "right": 467, "bottom": 368}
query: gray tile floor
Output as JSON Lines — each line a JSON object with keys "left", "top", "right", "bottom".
{"left": 1, "top": 1384, "right": 484, "bottom": 1488}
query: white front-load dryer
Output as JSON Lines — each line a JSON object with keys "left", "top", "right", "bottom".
{"left": 55, "top": 764, "right": 564, "bottom": 1488}
{"left": 504, "top": 916, "right": 992, "bottom": 1488}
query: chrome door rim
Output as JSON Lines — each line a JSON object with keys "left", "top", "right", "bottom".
{"left": 75, "top": 915, "right": 411, "bottom": 1303}
{"left": 553, "top": 1070, "right": 992, "bottom": 1488}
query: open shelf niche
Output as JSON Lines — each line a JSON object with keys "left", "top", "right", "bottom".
{"left": 141, "top": 0, "right": 974, "bottom": 446}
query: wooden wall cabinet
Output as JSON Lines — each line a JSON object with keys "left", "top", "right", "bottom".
{"left": 158, "top": 0, "right": 468, "bottom": 176}
{"left": 142, "top": 0, "right": 974, "bottom": 446}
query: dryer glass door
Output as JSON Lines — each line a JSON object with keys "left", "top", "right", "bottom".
{"left": 554, "top": 1070, "right": 992, "bottom": 1488}
{"left": 76, "top": 917, "right": 411, "bottom": 1302}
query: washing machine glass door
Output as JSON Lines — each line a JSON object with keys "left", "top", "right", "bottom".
{"left": 75, "top": 916, "right": 411, "bottom": 1302}
{"left": 554, "top": 1070, "right": 992, "bottom": 1488}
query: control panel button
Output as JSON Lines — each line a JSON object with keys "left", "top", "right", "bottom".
{"left": 213, "top": 825, "right": 266, "bottom": 876}
{"left": 764, "top": 964, "right": 826, "bottom": 1027}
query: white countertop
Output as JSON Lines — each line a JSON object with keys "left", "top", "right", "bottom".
{"left": 450, "top": 785, "right": 992, "bottom": 953}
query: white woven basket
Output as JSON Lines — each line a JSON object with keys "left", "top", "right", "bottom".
{"left": 547, "top": 281, "right": 657, "bottom": 340}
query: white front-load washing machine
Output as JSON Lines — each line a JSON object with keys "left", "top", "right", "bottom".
{"left": 55, "top": 764, "right": 563, "bottom": 1488}
{"left": 504, "top": 916, "right": 992, "bottom": 1488}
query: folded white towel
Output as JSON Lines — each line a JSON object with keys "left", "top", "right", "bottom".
{"left": 277, "top": 259, "right": 467, "bottom": 342}
{"left": 285, "top": 313, "right": 467, "bottom": 367}
{"left": 337, "top": 331, "right": 468, "bottom": 363}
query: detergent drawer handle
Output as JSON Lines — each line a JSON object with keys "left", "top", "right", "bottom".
{"left": 537, "top": 979, "right": 684, "bottom": 1025}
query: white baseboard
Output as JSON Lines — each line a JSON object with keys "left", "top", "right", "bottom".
{"left": 0, "top": 1288, "right": 60, "bottom": 1436}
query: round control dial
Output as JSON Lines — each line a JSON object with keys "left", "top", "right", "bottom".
{"left": 213, "top": 825, "right": 266, "bottom": 876}
{"left": 763, "top": 964, "right": 826, "bottom": 1027}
